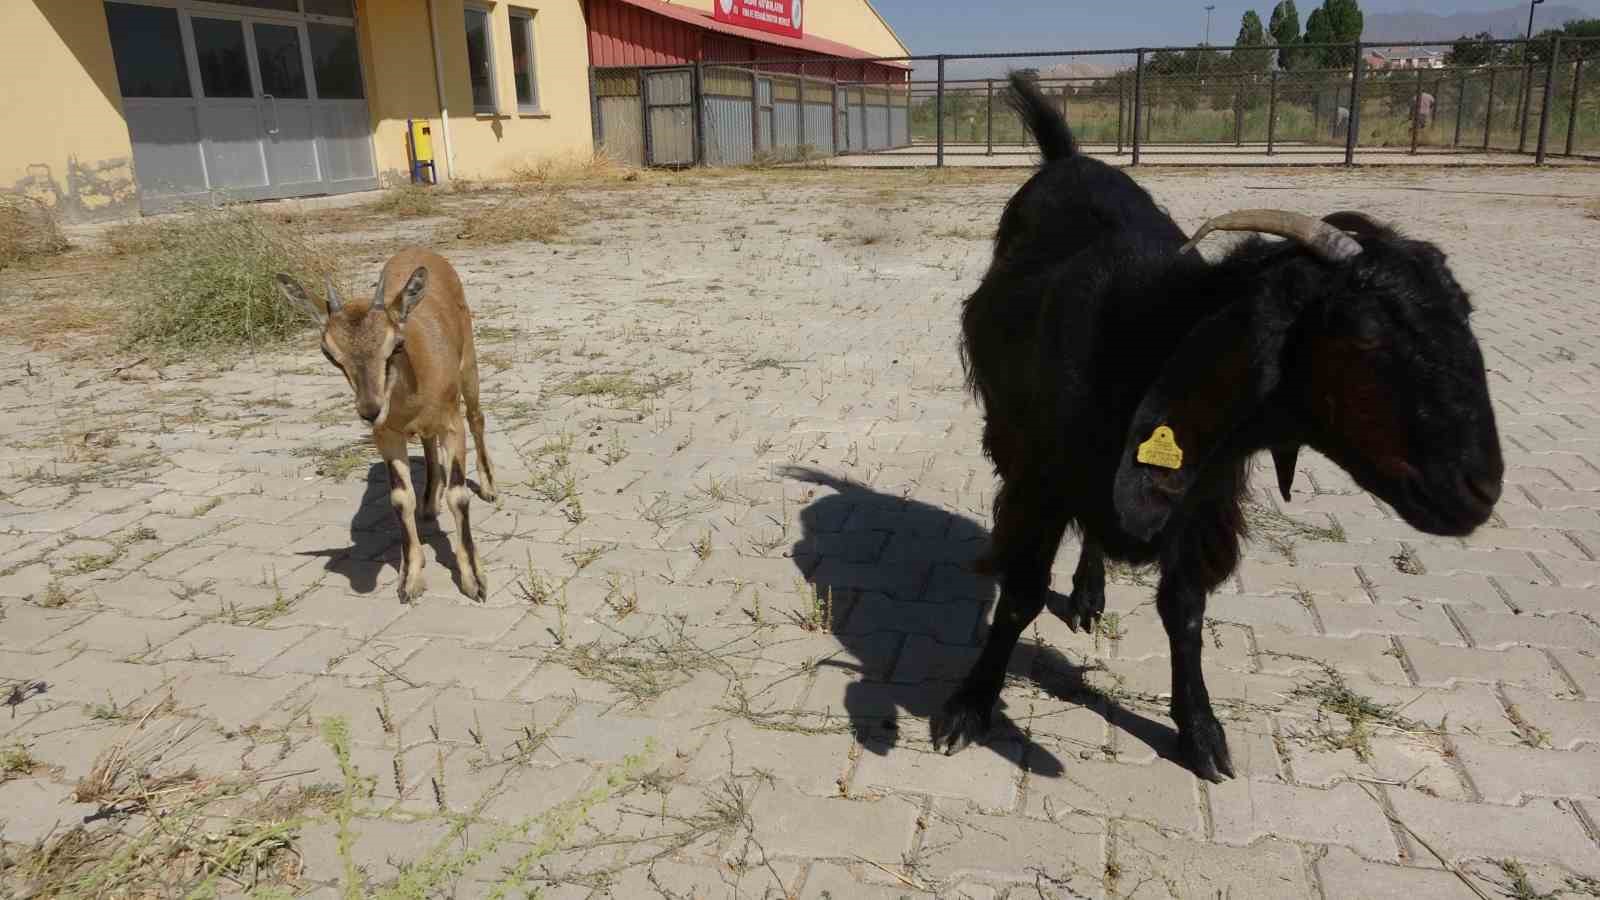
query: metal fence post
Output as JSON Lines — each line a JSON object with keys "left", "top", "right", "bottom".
{"left": 1234, "top": 85, "right": 1244, "bottom": 147}
{"left": 1484, "top": 67, "right": 1497, "bottom": 149}
{"left": 1453, "top": 68, "right": 1466, "bottom": 147}
{"left": 692, "top": 61, "right": 707, "bottom": 166}
{"left": 986, "top": 79, "right": 994, "bottom": 156}
{"left": 1132, "top": 50, "right": 1144, "bottom": 165}
{"left": 1518, "top": 43, "right": 1535, "bottom": 153}
{"left": 1345, "top": 44, "right": 1364, "bottom": 166}
{"left": 1410, "top": 67, "right": 1423, "bottom": 155}
{"left": 589, "top": 66, "right": 602, "bottom": 149}
{"left": 935, "top": 55, "right": 946, "bottom": 168}
{"left": 1568, "top": 56, "right": 1585, "bottom": 157}
{"left": 1266, "top": 70, "right": 1278, "bottom": 155}
{"left": 750, "top": 65, "right": 760, "bottom": 156}
{"left": 1116, "top": 79, "right": 1126, "bottom": 154}
{"left": 1536, "top": 37, "right": 1560, "bottom": 164}
{"left": 798, "top": 62, "right": 807, "bottom": 160}
{"left": 641, "top": 68, "right": 653, "bottom": 166}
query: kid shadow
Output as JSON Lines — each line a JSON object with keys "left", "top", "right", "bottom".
{"left": 297, "top": 461, "right": 463, "bottom": 596}
{"left": 782, "top": 466, "right": 1185, "bottom": 776}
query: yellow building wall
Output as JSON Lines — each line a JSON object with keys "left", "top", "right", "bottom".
{"left": 1, "top": 2, "right": 138, "bottom": 219}
{"left": 361, "top": 0, "right": 595, "bottom": 184}
{"left": 661, "top": 0, "right": 908, "bottom": 57}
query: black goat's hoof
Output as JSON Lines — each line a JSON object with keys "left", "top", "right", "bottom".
{"left": 930, "top": 687, "right": 994, "bottom": 755}
{"left": 1178, "top": 716, "right": 1235, "bottom": 783}
{"left": 1044, "top": 588, "right": 1105, "bottom": 633}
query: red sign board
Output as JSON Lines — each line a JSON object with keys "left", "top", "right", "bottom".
{"left": 712, "top": 0, "right": 803, "bottom": 39}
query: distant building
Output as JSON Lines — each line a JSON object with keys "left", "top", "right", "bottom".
{"left": 1367, "top": 47, "right": 1447, "bottom": 70}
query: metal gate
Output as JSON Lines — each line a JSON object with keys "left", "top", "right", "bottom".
{"left": 104, "top": 0, "right": 377, "bottom": 213}
{"left": 645, "top": 69, "right": 696, "bottom": 166}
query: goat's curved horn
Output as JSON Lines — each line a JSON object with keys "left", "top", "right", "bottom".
{"left": 371, "top": 275, "right": 386, "bottom": 311}
{"left": 323, "top": 277, "right": 344, "bottom": 314}
{"left": 1180, "top": 209, "right": 1363, "bottom": 263}
{"left": 1321, "top": 210, "right": 1385, "bottom": 236}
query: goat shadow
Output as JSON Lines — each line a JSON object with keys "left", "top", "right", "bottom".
{"left": 298, "top": 461, "right": 464, "bottom": 596}
{"left": 782, "top": 466, "right": 1187, "bottom": 777}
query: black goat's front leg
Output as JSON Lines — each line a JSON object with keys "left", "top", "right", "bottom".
{"left": 933, "top": 485, "right": 1067, "bottom": 754}
{"left": 1156, "top": 574, "right": 1234, "bottom": 782}
{"left": 1044, "top": 536, "right": 1105, "bottom": 632}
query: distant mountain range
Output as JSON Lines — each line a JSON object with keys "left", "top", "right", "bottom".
{"left": 1363, "top": 5, "right": 1588, "bottom": 42}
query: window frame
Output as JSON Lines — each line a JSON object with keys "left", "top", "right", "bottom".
{"left": 463, "top": 3, "right": 499, "bottom": 116}
{"left": 508, "top": 7, "right": 541, "bottom": 115}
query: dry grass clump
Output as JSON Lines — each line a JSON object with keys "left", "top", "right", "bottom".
{"left": 103, "top": 219, "right": 165, "bottom": 257}
{"left": 508, "top": 149, "right": 642, "bottom": 186}
{"left": 0, "top": 194, "right": 70, "bottom": 270}
{"left": 1586, "top": 199, "right": 1600, "bottom": 221}
{"left": 448, "top": 192, "right": 581, "bottom": 245}
{"left": 124, "top": 205, "right": 340, "bottom": 354}
{"left": 368, "top": 183, "right": 445, "bottom": 218}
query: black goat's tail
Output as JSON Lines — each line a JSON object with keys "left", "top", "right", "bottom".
{"left": 1007, "top": 72, "right": 1078, "bottom": 162}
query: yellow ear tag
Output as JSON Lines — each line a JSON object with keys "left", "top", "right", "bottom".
{"left": 1137, "top": 425, "right": 1184, "bottom": 470}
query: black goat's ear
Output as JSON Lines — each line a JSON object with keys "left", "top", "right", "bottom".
{"left": 1113, "top": 301, "right": 1285, "bottom": 541}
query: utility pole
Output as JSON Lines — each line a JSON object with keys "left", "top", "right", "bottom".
{"left": 1204, "top": 4, "right": 1216, "bottom": 45}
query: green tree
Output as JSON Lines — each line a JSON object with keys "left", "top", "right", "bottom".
{"left": 1444, "top": 31, "right": 1498, "bottom": 67}
{"left": 1302, "top": 6, "right": 1332, "bottom": 68}
{"left": 1322, "top": 0, "right": 1364, "bottom": 66}
{"left": 1269, "top": 1, "right": 1302, "bottom": 69}
{"left": 1235, "top": 10, "right": 1271, "bottom": 70}
{"left": 1557, "top": 18, "right": 1600, "bottom": 59}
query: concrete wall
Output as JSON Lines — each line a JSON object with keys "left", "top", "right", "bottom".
{"left": 1, "top": 2, "right": 138, "bottom": 220}
{"left": 363, "top": 0, "right": 596, "bottom": 184}
{"left": 661, "top": 0, "right": 909, "bottom": 57}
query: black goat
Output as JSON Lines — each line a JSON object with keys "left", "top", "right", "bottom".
{"left": 931, "top": 74, "right": 1505, "bottom": 782}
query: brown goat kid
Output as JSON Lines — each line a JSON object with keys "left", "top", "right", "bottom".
{"left": 278, "top": 248, "right": 497, "bottom": 603}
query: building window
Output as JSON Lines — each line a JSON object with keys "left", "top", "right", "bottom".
{"left": 509, "top": 9, "right": 539, "bottom": 113}
{"left": 309, "top": 23, "right": 364, "bottom": 99}
{"left": 464, "top": 5, "right": 497, "bottom": 115}
{"left": 104, "top": 3, "right": 193, "bottom": 98}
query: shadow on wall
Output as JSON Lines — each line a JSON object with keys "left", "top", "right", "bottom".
{"left": 26, "top": 2, "right": 140, "bottom": 220}
{"left": 298, "top": 460, "right": 464, "bottom": 597}
{"left": 782, "top": 466, "right": 1188, "bottom": 775}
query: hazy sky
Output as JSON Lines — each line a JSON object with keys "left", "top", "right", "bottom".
{"left": 869, "top": 0, "right": 1600, "bottom": 54}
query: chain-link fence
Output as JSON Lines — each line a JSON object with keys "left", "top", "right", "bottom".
{"left": 591, "top": 38, "right": 1600, "bottom": 168}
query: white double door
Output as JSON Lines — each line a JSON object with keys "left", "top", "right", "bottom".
{"left": 111, "top": 1, "right": 377, "bottom": 211}
{"left": 186, "top": 12, "right": 323, "bottom": 197}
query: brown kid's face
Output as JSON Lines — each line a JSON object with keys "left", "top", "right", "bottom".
{"left": 319, "top": 306, "right": 405, "bottom": 426}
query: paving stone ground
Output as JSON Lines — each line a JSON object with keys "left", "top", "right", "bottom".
{"left": 2, "top": 165, "right": 1599, "bottom": 898}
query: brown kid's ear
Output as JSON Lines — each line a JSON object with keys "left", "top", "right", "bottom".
{"left": 275, "top": 273, "right": 327, "bottom": 325}
{"left": 1112, "top": 300, "right": 1289, "bottom": 541}
{"left": 397, "top": 267, "right": 428, "bottom": 323}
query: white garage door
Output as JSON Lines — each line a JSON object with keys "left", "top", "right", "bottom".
{"left": 105, "top": 0, "right": 378, "bottom": 213}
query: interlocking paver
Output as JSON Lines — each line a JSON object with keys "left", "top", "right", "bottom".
{"left": 395, "top": 638, "right": 537, "bottom": 700}
{"left": 1115, "top": 821, "right": 1312, "bottom": 899}
{"left": 1453, "top": 737, "right": 1600, "bottom": 805}
{"left": 1400, "top": 640, "right": 1568, "bottom": 692}
{"left": 1385, "top": 790, "right": 1599, "bottom": 873}
{"left": 748, "top": 786, "right": 919, "bottom": 862}
{"left": 921, "top": 800, "right": 1105, "bottom": 893}
{"left": 1210, "top": 779, "right": 1400, "bottom": 860}
{"left": 1314, "top": 847, "right": 1481, "bottom": 900}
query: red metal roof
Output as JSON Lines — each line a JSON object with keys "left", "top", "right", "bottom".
{"left": 606, "top": 0, "right": 909, "bottom": 66}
